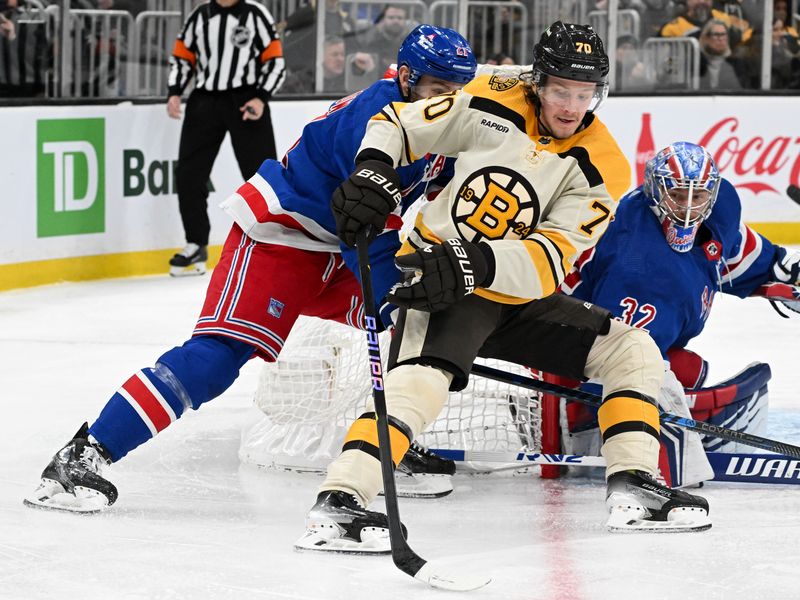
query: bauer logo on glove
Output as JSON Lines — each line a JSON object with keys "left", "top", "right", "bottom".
{"left": 388, "top": 239, "right": 494, "bottom": 312}
{"left": 331, "top": 159, "right": 402, "bottom": 248}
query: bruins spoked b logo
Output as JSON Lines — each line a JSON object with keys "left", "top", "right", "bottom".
{"left": 453, "top": 167, "right": 539, "bottom": 242}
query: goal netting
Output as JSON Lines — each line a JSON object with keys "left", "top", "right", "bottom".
{"left": 239, "top": 316, "right": 561, "bottom": 474}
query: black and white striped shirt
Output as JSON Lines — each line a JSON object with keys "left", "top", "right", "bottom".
{"left": 168, "top": 0, "right": 285, "bottom": 99}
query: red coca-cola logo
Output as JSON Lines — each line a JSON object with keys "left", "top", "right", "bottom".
{"left": 698, "top": 117, "right": 800, "bottom": 194}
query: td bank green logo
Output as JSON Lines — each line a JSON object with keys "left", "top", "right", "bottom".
{"left": 37, "top": 118, "right": 105, "bottom": 237}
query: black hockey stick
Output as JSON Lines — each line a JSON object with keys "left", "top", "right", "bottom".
{"left": 471, "top": 363, "right": 800, "bottom": 458}
{"left": 355, "top": 231, "right": 490, "bottom": 591}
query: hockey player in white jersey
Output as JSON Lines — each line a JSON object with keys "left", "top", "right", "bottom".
{"left": 296, "top": 22, "right": 711, "bottom": 553}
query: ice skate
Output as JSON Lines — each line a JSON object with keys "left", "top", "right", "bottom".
{"left": 169, "top": 243, "right": 207, "bottom": 277}
{"left": 24, "top": 423, "right": 117, "bottom": 514}
{"left": 605, "top": 470, "right": 711, "bottom": 533}
{"left": 294, "top": 490, "right": 406, "bottom": 554}
{"left": 395, "top": 441, "right": 455, "bottom": 499}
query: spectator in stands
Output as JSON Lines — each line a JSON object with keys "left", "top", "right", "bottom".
{"left": 698, "top": 18, "right": 743, "bottom": 89}
{"left": 713, "top": 0, "right": 760, "bottom": 29}
{"left": 773, "top": 0, "right": 792, "bottom": 26}
{"left": 660, "top": 0, "right": 752, "bottom": 49}
{"left": 281, "top": 34, "right": 347, "bottom": 94}
{"left": 615, "top": 34, "right": 655, "bottom": 90}
{"left": 349, "top": 5, "right": 415, "bottom": 82}
{"left": 770, "top": 13, "right": 800, "bottom": 88}
{"left": 594, "top": 0, "right": 678, "bottom": 39}
{"left": 475, "top": 4, "right": 520, "bottom": 64}
{"left": 0, "top": 0, "right": 49, "bottom": 97}
{"left": 281, "top": 0, "right": 358, "bottom": 86}
{"left": 282, "top": 0, "right": 356, "bottom": 37}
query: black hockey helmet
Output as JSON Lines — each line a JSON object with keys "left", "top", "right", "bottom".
{"left": 529, "top": 21, "right": 610, "bottom": 112}
{"left": 532, "top": 21, "right": 609, "bottom": 84}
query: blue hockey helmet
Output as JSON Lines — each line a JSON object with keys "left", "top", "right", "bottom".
{"left": 397, "top": 24, "right": 477, "bottom": 88}
{"left": 643, "top": 142, "right": 721, "bottom": 253}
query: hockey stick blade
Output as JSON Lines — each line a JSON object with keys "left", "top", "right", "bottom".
{"left": 356, "top": 232, "right": 490, "bottom": 591}
{"left": 415, "top": 561, "right": 492, "bottom": 591}
{"left": 788, "top": 184, "right": 800, "bottom": 206}
{"left": 471, "top": 363, "right": 800, "bottom": 459}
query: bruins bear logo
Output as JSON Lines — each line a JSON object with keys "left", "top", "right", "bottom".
{"left": 488, "top": 74, "right": 519, "bottom": 92}
{"left": 452, "top": 167, "right": 540, "bottom": 242}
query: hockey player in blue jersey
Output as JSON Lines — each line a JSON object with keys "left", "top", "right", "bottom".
{"left": 24, "top": 25, "right": 477, "bottom": 514}
{"left": 563, "top": 141, "right": 800, "bottom": 486}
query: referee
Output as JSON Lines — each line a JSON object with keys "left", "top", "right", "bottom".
{"left": 166, "top": 0, "right": 285, "bottom": 276}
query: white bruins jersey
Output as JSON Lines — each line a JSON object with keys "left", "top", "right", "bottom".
{"left": 360, "top": 73, "right": 631, "bottom": 304}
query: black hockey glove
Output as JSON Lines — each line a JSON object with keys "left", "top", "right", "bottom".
{"left": 331, "top": 159, "right": 402, "bottom": 248}
{"left": 388, "top": 239, "right": 493, "bottom": 313}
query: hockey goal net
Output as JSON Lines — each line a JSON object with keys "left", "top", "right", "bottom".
{"left": 240, "top": 315, "right": 562, "bottom": 476}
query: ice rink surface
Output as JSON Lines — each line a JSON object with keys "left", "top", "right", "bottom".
{"left": 2, "top": 274, "right": 800, "bottom": 600}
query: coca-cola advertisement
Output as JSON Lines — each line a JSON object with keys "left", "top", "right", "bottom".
{"left": 604, "top": 96, "right": 800, "bottom": 227}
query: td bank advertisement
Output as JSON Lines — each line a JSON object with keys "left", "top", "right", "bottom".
{"left": 0, "top": 101, "right": 326, "bottom": 272}
{"left": 0, "top": 97, "right": 798, "bottom": 286}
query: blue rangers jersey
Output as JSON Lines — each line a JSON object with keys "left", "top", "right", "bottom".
{"left": 564, "top": 178, "right": 782, "bottom": 357}
{"left": 219, "top": 77, "right": 451, "bottom": 309}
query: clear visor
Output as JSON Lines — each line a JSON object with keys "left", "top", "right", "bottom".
{"left": 656, "top": 178, "right": 717, "bottom": 227}
{"left": 536, "top": 81, "right": 609, "bottom": 113}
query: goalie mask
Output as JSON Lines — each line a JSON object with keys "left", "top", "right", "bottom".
{"left": 397, "top": 24, "right": 476, "bottom": 100}
{"left": 643, "top": 142, "right": 721, "bottom": 253}
{"left": 527, "top": 21, "right": 610, "bottom": 113}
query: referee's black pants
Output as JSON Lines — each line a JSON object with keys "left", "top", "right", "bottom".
{"left": 175, "top": 87, "right": 277, "bottom": 247}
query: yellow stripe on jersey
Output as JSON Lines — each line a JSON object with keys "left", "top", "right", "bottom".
{"left": 414, "top": 213, "right": 443, "bottom": 245}
{"left": 598, "top": 394, "right": 661, "bottom": 442}
{"left": 522, "top": 239, "right": 558, "bottom": 297}
{"left": 343, "top": 415, "right": 411, "bottom": 466}
{"left": 387, "top": 102, "right": 419, "bottom": 164}
{"left": 473, "top": 288, "right": 533, "bottom": 305}
{"left": 534, "top": 229, "right": 578, "bottom": 278}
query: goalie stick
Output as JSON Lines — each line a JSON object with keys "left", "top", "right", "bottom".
{"left": 471, "top": 363, "right": 800, "bottom": 458}
{"left": 355, "top": 232, "right": 491, "bottom": 592}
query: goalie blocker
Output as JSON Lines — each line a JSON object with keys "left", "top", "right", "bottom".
{"left": 555, "top": 351, "right": 771, "bottom": 488}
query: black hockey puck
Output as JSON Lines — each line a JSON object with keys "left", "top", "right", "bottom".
{"left": 788, "top": 185, "right": 800, "bottom": 206}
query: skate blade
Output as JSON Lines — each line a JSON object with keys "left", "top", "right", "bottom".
{"left": 606, "top": 505, "right": 711, "bottom": 533}
{"left": 293, "top": 529, "right": 391, "bottom": 554}
{"left": 169, "top": 263, "right": 206, "bottom": 277}
{"left": 390, "top": 473, "right": 454, "bottom": 499}
{"left": 23, "top": 490, "right": 110, "bottom": 514}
